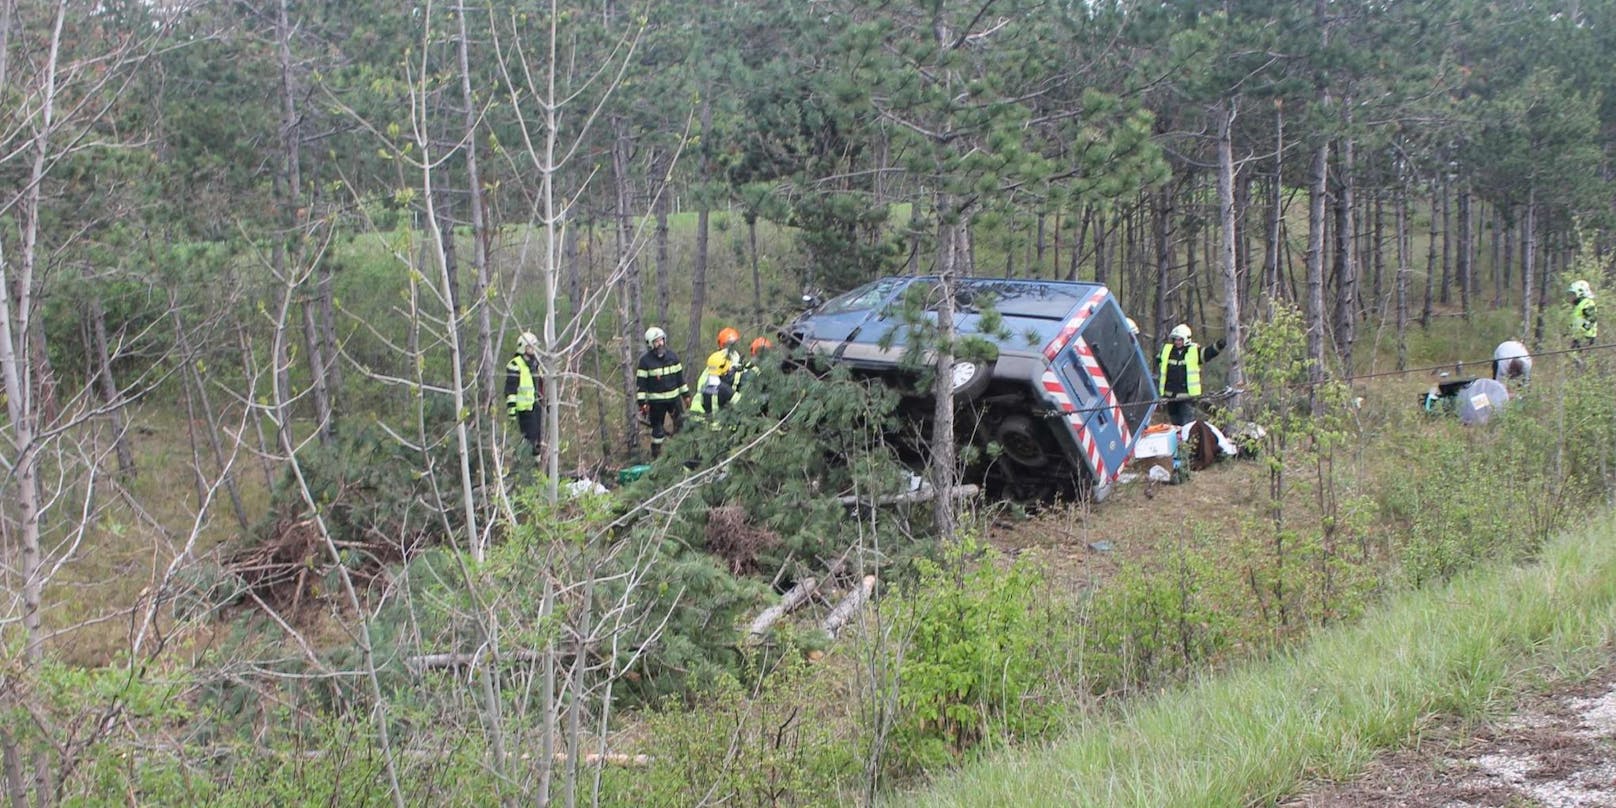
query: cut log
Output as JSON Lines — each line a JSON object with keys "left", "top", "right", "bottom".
{"left": 406, "top": 649, "right": 545, "bottom": 672}
{"left": 746, "top": 577, "right": 818, "bottom": 642}
{"left": 549, "top": 751, "right": 653, "bottom": 768}
{"left": 822, "top": 575, "right": 877, "bottom": 639}
{"left": 835, "top": 483, "right": 979, "bottom": 507}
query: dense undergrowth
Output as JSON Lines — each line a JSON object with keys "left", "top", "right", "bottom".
{"left": 22, "top": 297, "right": 1616, "bottom": 805}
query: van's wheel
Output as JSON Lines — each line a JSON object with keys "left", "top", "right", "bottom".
{"left": 949, "top": 359, "right": 993, "bottom": 402}
{"left": 992, "top": 413, "right": 1048, "bottom": 468}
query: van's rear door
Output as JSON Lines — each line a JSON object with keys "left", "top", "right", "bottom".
{"left": 1043, "top": 292, "right": 1157, "bottom": 487}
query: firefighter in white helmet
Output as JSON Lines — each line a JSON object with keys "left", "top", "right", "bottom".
{"left": 635, "top": 326, "right": 689, "bottom": 459}
{"left": 1568, "top": 279, "right": 1597, "bottom": 350}
{"left": 1158, "top": 323, "right": 1227, "bottom": 426}
{"left": 505, "top": 331, "right": 545, "bottom": 462}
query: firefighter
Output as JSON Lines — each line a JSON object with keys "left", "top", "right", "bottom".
{"left": 636, "top": 326, "right": 688, "bottom": 459}
{"left": 717, "top": 327, "right": 744, "bottom": 376}
{"left": 505, "top": 331, "right": 544, "bottom": 462}
{"left": 1568, "top": 279, "right": 1597, "bottom": 349}
{"left": 1158, "top": 323, "right": 1226, "bottom": 427}
{"left": 689, "top": 349, "right": 738, "bottom": 428}
{"left": 741, "top": 336, "right": 774, "bottom": 390}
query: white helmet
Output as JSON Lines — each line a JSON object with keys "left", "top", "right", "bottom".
{"left": 1169, "top": 323, "right": 1192, "bottom": 341}
{"left": 1569, "top": 279, "right": 1593, "bottom": 298}
{"left": 644, "top": 326, "right": 667, "bottom": 346}
{"left": 1125, "top": 317, "right": 1140, "bottom": 336}
{"left": 517, "top": 331, "right": 540, "bottom": 352}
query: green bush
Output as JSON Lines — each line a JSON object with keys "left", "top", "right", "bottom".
{"left": 887, "top": 538, "right": 1062, "bottom": 771}
{"left": 601, "top": 651, "right": 862, "bottom": 807}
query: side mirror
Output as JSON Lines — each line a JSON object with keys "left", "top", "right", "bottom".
{"left": 801, "top": 292, "right": 823, "bottom": 310}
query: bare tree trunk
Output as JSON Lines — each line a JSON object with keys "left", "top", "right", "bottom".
{"left": 1370, "top": 189, "right": 1384, "bottom": 316}
{"left": 655, "top": 182, "right": 671, "bottom": 327}
{"left": 612, "top": 118, "right": 643, "bottom": 461}
{"left": 1438, "top": 175, "right": 1452, "bottom": 306}
{"left": 86, "top": 291, "right": 134, "bottom": 478}
{"left": 1216, "top": 100, "right": 1244, "bottom": 398}
{"left": 1265, "top": 102, "right": 1284, "bottom": 302}
{"left": 684, "top": 98, "right": 713, "bottom": 377}
{"left": 748, "top": 213, "right": 763, "bottom": 317}
{"left": 1093, "top": 209, "right": 1109, "bottom": 286}
{"left": 931, "top": 206, "right": 962, "bottom": 543}
{"left": 1395, "top": 188, "right": 1410, "bottom": 370}
{"left": 1457, "top": 182, "right": 1472, "bottom": 319}
{"left": 1332, "top": 121, "right": 1356, "bottom": 371}
{"left": 276, "top": 0, "right": 333, "bottom": 444}
{"left": 1491, "top": 205, "right": 1504, "bottom": 308}
{"left": 1503, "top": 205, "right": 1515, "bottom": 307}
{"left": 1422, "top": 183, "right": 1437, "bottom": 328}
{"left": 1305, "top": 132, "right": 1329, "bottom": 387}
{"left": 1522, "top": 189, "right": 1536, "bottom": 340}
{"left": 457, "top": 2, "right": 496, "bottom": 417}
{"left": 1152, "top": 185, "right": 1173, "bottom": 335}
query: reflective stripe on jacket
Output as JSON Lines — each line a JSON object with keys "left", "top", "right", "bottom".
{"left": 636, "top": 349, "right": 688, "bottom": 402}
{"left": 1159, "top": 342, "right": 1202, "bottom": 397}
{"left": 506, "top": 354, "right": 537, "bottom": 412}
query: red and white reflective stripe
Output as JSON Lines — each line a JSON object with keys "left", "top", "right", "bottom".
{"left": 1073, "top": 337, "right": 1131, "bottom": 447}
{"left": 1040, "top": 370, "right": 1108, "bottom": 482}
{"left": 1042, "top": 288, "right": 1111, "bottom": 360}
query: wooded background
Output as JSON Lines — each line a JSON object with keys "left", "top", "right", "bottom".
{"left": 4, "top": 0, "right": 1616, "bottom": 804}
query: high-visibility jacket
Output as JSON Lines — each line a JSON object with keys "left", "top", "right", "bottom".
{"left": 636, "top": 348, "right": 688, "bottom": 403}
{"left": 690, "top": 367, "right": 738, "bottom": 417}
{"left": 505, "top": 353, "right": 539, "bottom": 414}
{"left": 1159, "top": 341, "right": 1203, "bottom": 397}
{"left": 1572, "top": 296, "right": 1598, "bottom": 341}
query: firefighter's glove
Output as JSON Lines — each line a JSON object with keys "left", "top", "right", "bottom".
{"left": 1212, "top": 338, "right": 1228, "bottom": 352}
{"left": 639, "top": 403, "right": 650, "bottom": 417}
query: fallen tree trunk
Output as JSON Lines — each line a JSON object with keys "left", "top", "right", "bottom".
{"left": 822, "top": 575, "right": 877, "bottom": 639}
{"left": 835, "top": 483, "right": 979, "bottom": 507}
{"left": 747, "top": 576, "right": 819, "bottom": 642}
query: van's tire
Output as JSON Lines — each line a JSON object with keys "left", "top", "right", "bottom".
{"left": 949, "top": 359, "right": 994, "bottom": 402}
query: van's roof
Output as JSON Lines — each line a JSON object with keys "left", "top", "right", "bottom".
{"left": 807, "top": 276, "right": 1111, "bottom": 350}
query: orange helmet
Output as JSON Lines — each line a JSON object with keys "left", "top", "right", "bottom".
{"left": 750, "top": 337, "right": 774, "bottom": 357}
{"left": 717, "top": 327, "right": 741, "bottom": 349}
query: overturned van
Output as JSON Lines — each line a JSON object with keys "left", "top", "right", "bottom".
{"left": 784, "top": 276, "right": 1158, "bottom": 501}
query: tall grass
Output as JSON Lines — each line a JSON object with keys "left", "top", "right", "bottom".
{"left": 900, "top": 515, "right": 1616, "bottom": 807}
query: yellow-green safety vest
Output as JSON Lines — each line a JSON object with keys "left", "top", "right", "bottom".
{"left": 1159, "top": 342, "right": 1202, "bottom": 396}
{"left": 1572, "top": 297, "right": 1597, "bottom": 340}
{"left": 507, "top": 355, "right": 536, "bottom": 412}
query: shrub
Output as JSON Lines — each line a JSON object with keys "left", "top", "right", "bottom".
{"left": 886, "top": 537, "right": 1062, "bottom": 771}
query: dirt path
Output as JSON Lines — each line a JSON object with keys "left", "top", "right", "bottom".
{"left": 1286, "top": 665, "right": 1616, "bottom": 807}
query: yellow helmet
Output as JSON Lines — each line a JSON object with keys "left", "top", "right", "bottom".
{"left": 705, "top": 349, "right": 733, "bottom": 378}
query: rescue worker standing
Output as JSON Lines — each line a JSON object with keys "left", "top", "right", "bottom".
{"left": 1158, "top": 323, "right": 1226, "bottom": 427}
{"left": 636, "top": 326, "right": 688, "bottom": 459}
{"left": 505, "top": 331, "right": 545, "bottom": 462}
{"left": 1568, "top": 279, "right": 1597, "bottom": 349}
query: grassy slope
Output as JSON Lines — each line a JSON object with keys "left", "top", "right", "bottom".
{"left": 903, "top": 514, "right": 1616, "bottom": 807}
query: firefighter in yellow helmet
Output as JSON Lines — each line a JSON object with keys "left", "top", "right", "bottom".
{"left": 688, "top": 349, "right": 739, "bottom": 428}
{"left": 505, "top": 331, "right": 545, "bottom": 461}
{"left": 1158, "top": 323, "right": 1227, "bottom": 427}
